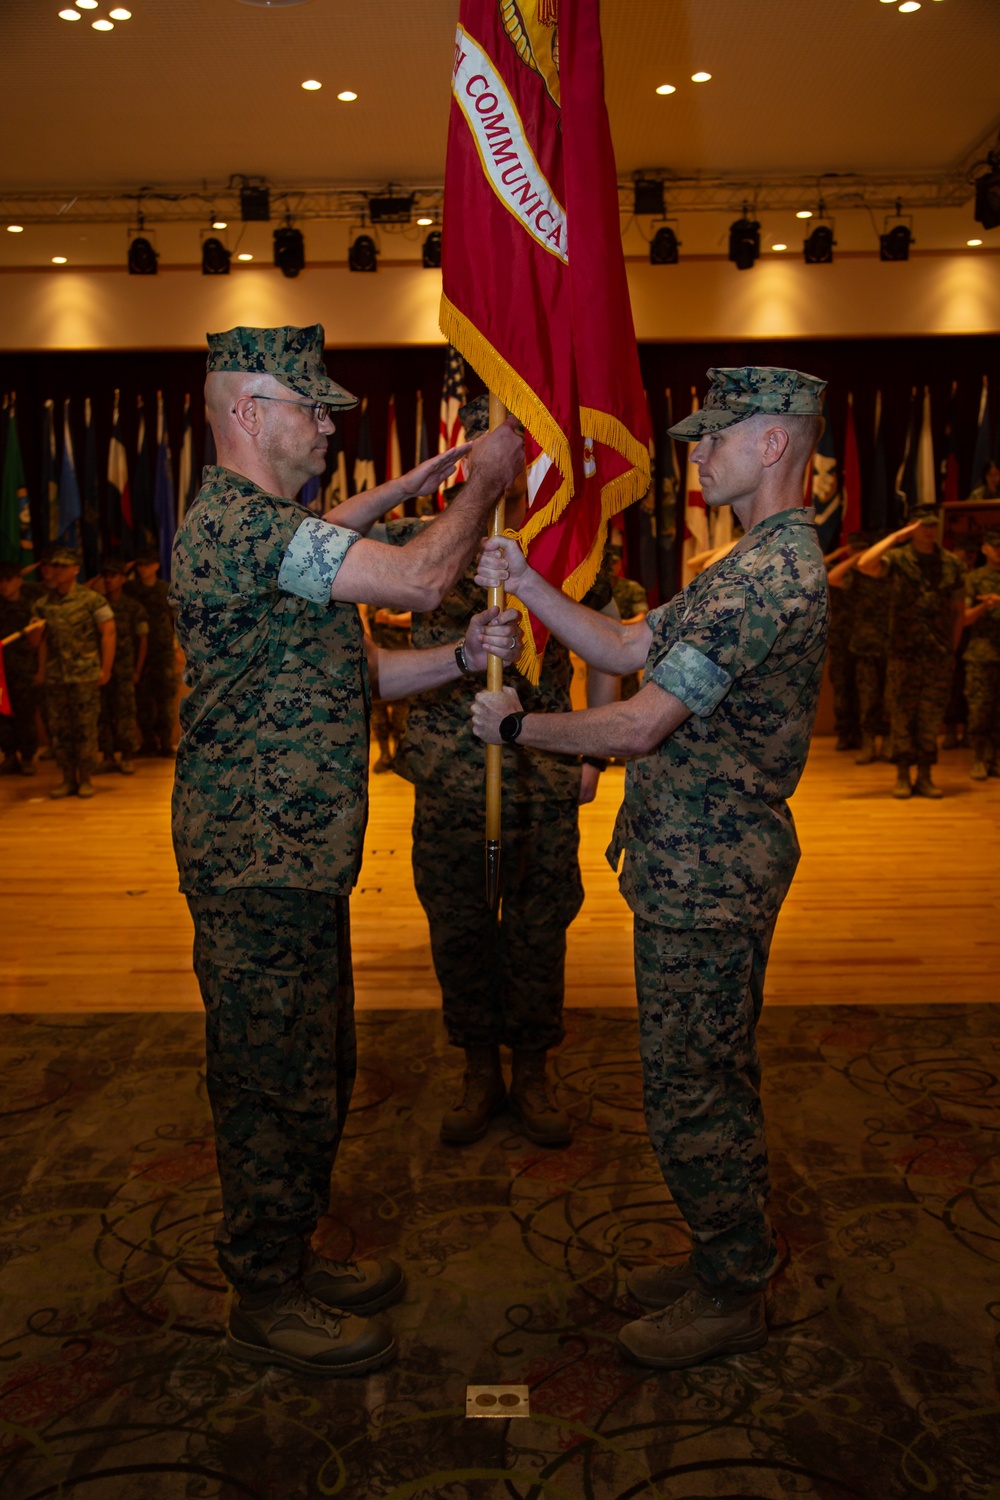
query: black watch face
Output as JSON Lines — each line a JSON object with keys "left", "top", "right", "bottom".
{"left": 499, "top": 712, "right": 521, "bottom": 743}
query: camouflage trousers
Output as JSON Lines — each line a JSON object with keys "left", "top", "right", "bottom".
{"left": 886, "top": 652, "right": 954, "bottom": 766}
{"left": 964, "top": 660, "right": 1000, "bottom": 743}
{"left": 0, "top": 669, "right": 40, "bottom": 762}
{"left": 853, "top": 654, "right": 889, "bottom": 738}
{"left": 412, "top": 787, "right": 584, "bottom": 1051}
{"left": 634, "top": 917, "right": 778, "bottom": 1291}
{"left": 187, "top": 887, "right": 357, "bottom": 1295}
{"left": 136, "top": 656, "right": 177, "bottom": 750}
{"left": 46, "top": 681, "right": 101, "bottom": 779}
{"left": 828, "top": 640, "right": 860, "bottom": 741}
{"left": 99, "top": 672, "right": 141, "bottom": 756}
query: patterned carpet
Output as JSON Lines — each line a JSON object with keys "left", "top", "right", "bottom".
{"left": 1, "top": 1005, "right": 998, "bottom": 1500}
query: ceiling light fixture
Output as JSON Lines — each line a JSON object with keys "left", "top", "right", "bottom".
{"left": 212, "top": 218, "right": 227, "bottom": 230}
{"left": 52, "top": 256, "right": 68, "bottom": 265}
{"left": 416, "top": 216, "right": 434, "bottom": 227}
{"left": 108, "top": 7, "right": 131, "bottom": 17}
{"left": 127, "top": 228, "right": 158, "bottom": 275}
{"left": 691, "top": 71, "right": 712, "bottom": 83}
{"left": 348, "top": 233, "right": 378, "bottom": 273}
{"left": 967, "top": 238, "right": 983, "bottom": 247}
{"left": 728, "top": 211, "right": 760, "bottom": 271}
{"left": 76, "top": 0, "right": 98, "bottom": 8}
{"left": 973, "top": 148, "right": 1000, "bottom": 230}
{"left": 772, "top": 243, "right": 788, "bottom": 251}
{"left": 337, "top": 91, "right": 358, "bottom": 102}
{"left": 880, "top": 223, "right": 913, "bottom": 260}
{"left": 796, "top": 210, "right": 812, "bottom": 220}
{"left": 650, "top": 225, "right": 680, "bottom": 265}
{"left": 898, "top": 1, "right": 920, "bottom": 10}
{"left": 7, "top": 224, "right": 24, "bottom": 233}
{"left": 421, "top": 231, "right": 442, "bottom": 269}
{"left": 274, "top": 223, "right": 305, "bottom": 277}
{"left": 201, "top": 237, "right": 231, "bottom": 275}
{"left": 301, "top": 79, "right": 322, "bottom": 91}
{"left": 58, "top": 8, "right": 81, "bottom": 18}
{"left": 803, "top": 223, "right": 835, "bottom": 264}
{"left": 655, "top": 84, "right": 676, "bottom": 95}
{"left": 237, "top": 252, "right": 254, "bottom": 262}
{"left": 92, "top": 18, "right": 114, "bottom": 30}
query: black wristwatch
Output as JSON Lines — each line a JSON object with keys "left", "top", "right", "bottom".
{"left": 454, "top": 640, "right": 474, "bottom": 676}
{"left": 499, "top": 711, "right": 526, "bottom": 744}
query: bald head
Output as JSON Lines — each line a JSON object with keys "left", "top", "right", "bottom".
{"left": 205, "top": 370, "right": 333, "bottom": 500}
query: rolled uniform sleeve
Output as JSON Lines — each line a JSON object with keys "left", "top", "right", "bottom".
{"left": 93, "top": 600, "right": 114, "bottom": 627}
{"left": 645, "top": 582, "right": 784, "bottom": 717}
{"left": 277, "top": 515, "right": 360, "bottom": 603}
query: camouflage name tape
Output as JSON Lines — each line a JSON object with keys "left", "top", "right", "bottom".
{"left": 669, "top": 366, "right": 827, "bottom": 440}
{"left": 206, "top": 323, "right": 358, "bottom": 410}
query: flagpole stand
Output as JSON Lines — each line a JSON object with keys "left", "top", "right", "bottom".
{"left": 485, "top": 393, "right": 508, "bottom": 910}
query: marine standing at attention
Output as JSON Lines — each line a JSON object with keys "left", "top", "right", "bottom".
{"left": 170, "top": 324, "right": 523, "bottom": 1379}
{"left": 472, "top": 366, "right": 829, "bottom": 1371}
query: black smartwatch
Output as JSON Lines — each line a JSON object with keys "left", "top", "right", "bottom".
{"left": 498, "top": 711, "right": 526, "bottom": 744}
{"left": 454, "top": 640, "right": 474, "bottom": 676}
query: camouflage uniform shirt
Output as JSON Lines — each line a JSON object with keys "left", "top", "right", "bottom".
{"left": 35, "top": 583, "right": 114, "bottom": 685}
{"left": 125, "top": 575, "right": 175, "bottom": 659}
{"left": 963, "top": 565, "right": 1000, "bottom": 663}
{"left": 883, "top": 544, "right": 964, "bottom": 656}
{"left": 382, "top": 518, "right": 611, "bottom": 801}
{"left": 608, "top": 508, "right": 827, "bottom": 933}
{"left": 106, "top": 594, "right": 149, "bottom": 679}
{"left": 169, "top": 465, "right": 365, "bottom": 895}
{"left": 843, "top": 567, "right": 890, "bottom": 658}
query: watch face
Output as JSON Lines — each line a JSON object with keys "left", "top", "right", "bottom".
{"left": 499, "top": 712, "right": 522, "bottom": 743}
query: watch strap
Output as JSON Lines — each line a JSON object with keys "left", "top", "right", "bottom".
{"left": 454, "top": 640, "right": 473, "bottom": 676}
{"left": 499, "top": 711, "right": 526, "bottom": 744}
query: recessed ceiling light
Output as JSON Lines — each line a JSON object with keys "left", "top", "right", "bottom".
{"left": 967, "top": 238, "right": 983, "bottom": 246}
{"left": 772, "top": 243, "right": 788, "bottom": 251}
{"left": 898, "top": 1, "right": 920, "bottom": 9}
{"left": 301, "top": 79, "right": 322, "bottom": 91}
{"left": 58, "top": 8, "right": 81, "bottom": 18}
{"left": 416, "top": 216, "right": 433, "bottom": 226}
{"left": 7, "top": 224, "right": 24, "bottom": 233}
{"left": 796, "top": 210, "right": 813, "bottom": 219}
{"left": 237, "top": 252, "right": 253, "bottom": 261}
{"left": 109, "top": 6, "right": 131, "bottom": 17}
{"left": 691, "top": 71, "right": 712, "bottom": 83}
{"left": 76, "top": 0, "right": 98, "bottom": 7}
{"left": 92, "top": 17, "right": 114, "bottom": 29}
{"left": 52, "top": 256, "right": 68, "bottom": 264}
{"left": 655, "top": 84, "right": 676, "bottom": 96}
{"left": 212, "top": 219, "right": 228, "bottom": 230}
{"left": 337, "top": 90, "right": 358, "bottom": 102}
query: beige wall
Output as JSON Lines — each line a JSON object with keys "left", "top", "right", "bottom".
{"left": 1, "top": 252, "right": 998, "bottom": 351}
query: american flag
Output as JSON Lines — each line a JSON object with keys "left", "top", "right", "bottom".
{"left": 437, "top": 345, "right": 467, "bottom": 506}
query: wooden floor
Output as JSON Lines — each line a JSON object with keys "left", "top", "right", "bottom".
{"left": 1, "top": 739, "right": 998, "bottom": 1012}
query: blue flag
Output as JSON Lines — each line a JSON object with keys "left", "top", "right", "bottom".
{"left": 153, "top": 393, "right": 176, "bottom": 578}
{"left": 57, "top": 398, "right": 82, "bottom": 549}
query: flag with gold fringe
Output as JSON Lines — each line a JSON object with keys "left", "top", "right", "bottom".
{"left": 440, "top": 0, "right": 650, "bottom": 678}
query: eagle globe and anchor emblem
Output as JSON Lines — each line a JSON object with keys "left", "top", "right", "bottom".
{"left": 500, "top": 0, "right": 560, "bottom": 105}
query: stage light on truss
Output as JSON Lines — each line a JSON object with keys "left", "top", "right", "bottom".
{"left": 973, "top": 150, "right": 1000, "bottom": 230}
{"left": 273, "top": 223, "right": 305, "bottom": 277}
{"left": 728, "top": 214, "right": 760, "bottom": 270}
{"left": 127, "top": 229, "right": 158, "bottom": 275}
{"left": 649, "top": 225, "right": 680, "bottom": 264}
{"left": 201, "top": 236, "right": 231, "bottom": 275}
{"left": 421, "top": 231, "right": 442, "bottom": 268}
{"left": 803, "top": 223, "right": 835, "bottom": 263}
{"left": 879, "top": 223, "right": 913, "bottom": 260}
{"left": 348, "top": 233, "right": 378, "bottom": 272}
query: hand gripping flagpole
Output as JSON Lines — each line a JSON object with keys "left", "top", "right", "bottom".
{"left": 485, "top": 392, "right": 508, "bottom": 910}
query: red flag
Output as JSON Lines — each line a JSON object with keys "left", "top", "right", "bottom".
{"left": 841, "top": 392, "right": 862, "bottom": 539}
{"left": 441, "top": 0, "right": 650, "bottom": 677}
{"left": 0, "top": 646, "right": 11, "bottom": 718}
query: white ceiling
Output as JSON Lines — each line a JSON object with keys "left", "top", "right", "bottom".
{"left": 1, "top": 0, "right": 998, "bottom": 264}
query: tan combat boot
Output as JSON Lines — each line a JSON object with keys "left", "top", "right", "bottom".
{"left": 440, "top": 1044, "right": 506, "bottom": 1145}
{"left": 855, "top": 734, "right": 875, "bottom": 765}
{"left": 892, "top": 765, "right": 912, "bottom": 799}
{"left": 970, "top": 739, "right": 989, "bottom": 780}
{"left": 76, "top": 778, "right": 96, "bottom": 799}
{"left": 226, "top": 1280, "right": 396, "bottom": 1377}
{"left": 913, "top": 762, "right": 943, "bottom": 799}
{"left": 510, "top": 1048, "right": 572, "bottom": 1148}
{"left": 626, "top": 1256, "right": 702, "bottom": 1310}
{"left": 618, "top": 1284, "right": 767, "bottom": 1370}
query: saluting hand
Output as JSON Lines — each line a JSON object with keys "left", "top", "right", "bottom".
{"left": 472, "top": 684, "right": 523, "bottom": 744}
{"left": 402, "top": 441, "right": 473, "bottom": 499}
{"left": 462, "top": 606, "right": 523, "bottom": 672}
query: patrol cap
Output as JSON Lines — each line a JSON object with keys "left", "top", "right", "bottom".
{"left": 668, "top": 366, "right": 827, "bottom": 439}
{"left": 205, "top": 324, "right": 358, "bottom": 410}
{"left": 49, "top": 545, "right": 81, "bottom": 566}
{"left": 102, "top": 555, "right": 128, "bottom": 575}
{"left": 134, "top": 547, "right": 161, "bottom": 565}
{"left": 981, "top": 526, "right": 1000, "bottom": 546}
{"left": 459, "top": 393, "right": 491, "bottom": 439}
{"left": 910, "top": 505, "right": 940, "bottom": 526}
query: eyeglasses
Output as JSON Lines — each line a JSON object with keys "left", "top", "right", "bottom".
{"left": 248, "top": 394, "right": 335, "bottom": 423}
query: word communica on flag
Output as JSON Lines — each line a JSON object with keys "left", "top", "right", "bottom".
{"left": 441, "top": 0, "right": 650, "bottom": 677}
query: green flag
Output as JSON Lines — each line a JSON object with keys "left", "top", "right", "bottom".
{"left": 1, "top": 402, "right": 33, "bottom": 567}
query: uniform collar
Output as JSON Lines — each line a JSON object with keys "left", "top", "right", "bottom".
{"left": 732, "top": 506, "right": 814, "bottom": 558}
{"left": 203, "top": 464, "right": 308, "bottom": 510}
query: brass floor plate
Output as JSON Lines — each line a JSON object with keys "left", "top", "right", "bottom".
{"left": 465, "top": 1384, "right": 531, "bottom": 1419}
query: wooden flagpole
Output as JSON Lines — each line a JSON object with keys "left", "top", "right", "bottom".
{"left": 485, "top": 391, "right": 508, "bottom": 909}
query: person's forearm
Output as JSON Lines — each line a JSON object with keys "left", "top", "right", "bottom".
{"left": 857, "top": 531, "right": 906, "bottom": 577}
{"left": 953, "top": 600, "right": 966, "bottom": 651}
{"left": 585, "top": 659, "right": 621, "bottom": 710}
{"left": 515, "top": 567, "right": 646, "bottom": 674}
{"left": 383, "top": 476, "right": 510, "bottom": 610}
{"left": 827, "top": 554, "right": 860, "bottom": 587}
{"left": 516, "top": 690, "right": 689, "bottom": 759}
{"left": 135, "top": 636, "right": 148, "bottom": 677}
{"left": 100, "top": 622, "right": 116, "bottom": 676}
{"left": 323, "top": 479, "right": 410, "bottom": 534}
{"left": 368, "top": 641, "right": 465, "bottom": 701}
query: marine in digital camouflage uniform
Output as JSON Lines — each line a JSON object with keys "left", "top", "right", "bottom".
{"left": 856, "top": 508, "right": 965, "bottom": 798}
{"left": 125, "top": 550, "right": 177, "bottom": 755}
{"left": 34, "top": 546, "right": 116, "bottom": 798}
{"left": 827, "top": 533, "right": 892, "bottom": 763}
{"left": 170, "top": 322, "right": 523, "bottom": 1378}
{"left": 380, "top": 411, "right": 618, "bottom": 1148}
{"left": 0, "top": 562, "right": 43, "bottom": 775}
{"left": 473, "top": 366, "right": 829, "bottom": 1371}
{"left": 98, "top": 558, "right": 148, "bottom": 772}
{"left": 962, "top": 526, "right": 1000, "bottom": 778}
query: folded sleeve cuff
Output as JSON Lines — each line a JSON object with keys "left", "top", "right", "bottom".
{"left": 277, "top": 517, "right": 360, "bottom": 603}
{"left": 649, "top": 640, "right": 733, "bottom": 716}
